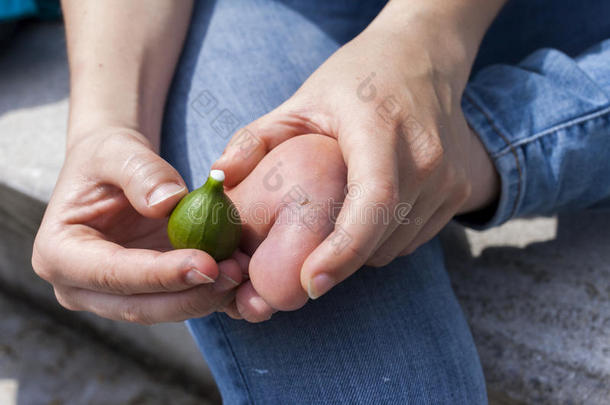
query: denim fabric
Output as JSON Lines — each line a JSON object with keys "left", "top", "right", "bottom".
{"left": 461, "top": 0, "right": 610, "bottom": 228}
{"left": 186, "top": 240, "right": 484, "bottom": 405}
{"left": 160, "top": 0, "right": 610, "bottom": 403}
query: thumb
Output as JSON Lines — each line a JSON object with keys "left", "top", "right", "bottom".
{"left": 95, "top": 131, "right": 188, "bottom": 218}
{"left": 213, "top": 103, "right": 318, "bottom": 187}
{"left": 300, "top": 122, "right": 399, "bottom": 299}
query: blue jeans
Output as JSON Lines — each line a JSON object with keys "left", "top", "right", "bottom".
{"left": 161, "top": 1, "right": 610, "bottom": 403}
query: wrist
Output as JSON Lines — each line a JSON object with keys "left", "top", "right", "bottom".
{"left": 62, "top": 1, "right": 194, "bottom": 153}
{"left": 67, "top": 110, "right": 157, "bottom": 153}
{"left": 460, "top": 125, "right": 500, "bottom": 213}
{"left": 66, "top": 124, "right": 154, "bottom": 156}
{"left": 366, "top": 0, "right": 506, "bottom": 88}
{"left": 67, "top": 64, "right": 163, "bottom": 151}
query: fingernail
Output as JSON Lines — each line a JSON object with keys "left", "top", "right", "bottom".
{"left": 213, "top": 272, "right": 240, "bottom": 293}
{"left": 148, "top": 183, "right": 186, "bottom": 207}
{"left": 307, "top": 273, "right": 335, "bottom": 299}
{"left": 186, "top": 269, "right": 215, "bottom": 285}
{"left": 219, "top": 272, "right": 240, "bottom": 286}
{"left": 236, "top": 295, "right": 273, "bottom": 322}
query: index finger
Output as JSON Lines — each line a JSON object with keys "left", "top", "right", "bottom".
{"left": 213, "top": 104, "right": 320, "bottom": 187}
{"left": 300, "top": 126, "right": 400, "bottom": 298}
{"left": 46, "top": 231, "right": 220, "bottom": 295}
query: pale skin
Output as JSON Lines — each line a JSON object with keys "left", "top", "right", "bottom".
{"left": 33, "top": 0, "right": 504, "bottom": 324}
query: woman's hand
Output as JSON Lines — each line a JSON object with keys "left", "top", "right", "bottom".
{"left": 215, "top": 0, "right": 502, "bottom": 301}
{"left": 32, "top": 127, "right": 245, "bottom": 324}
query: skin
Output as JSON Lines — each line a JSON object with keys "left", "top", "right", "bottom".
{"left": 215, "top": 0, "right": 505, "bottom": 311}
{"left": 33, "top": 126, "right": 250, "bottom": 324}
{"left": 33, "top": 0, "right": 506, "bottom": 324}
{"left": 31, "top": 0, "right": 245, "bottom": 324}
{"left": 226, "top": 134, "right": 347, "bottom": 319}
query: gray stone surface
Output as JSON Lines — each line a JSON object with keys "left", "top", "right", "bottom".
{"left": 0, "top": 21, "right": 67, "bottom": 202}
{"left": 443, "top": 214, "right": 610, "bottom": 404}
{"left": 0, "top": 289, "right": 208, "bottom": 405}
{"left": 0, "top": 21, "right": 217, "bottom": 399}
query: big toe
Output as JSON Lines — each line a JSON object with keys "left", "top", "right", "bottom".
{"left": 248, "top": 206, "right": 332, "bottom": 311}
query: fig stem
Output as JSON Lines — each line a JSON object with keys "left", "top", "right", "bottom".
{"left": 201, "top": 169, "right": 225, "bottom": 192}
{"left": 210, "top": 169, "right": 225, "bottom": 182}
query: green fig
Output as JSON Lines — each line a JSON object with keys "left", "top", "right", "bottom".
{"left": 167, "top": 170, "right": 241, "bottom": 261}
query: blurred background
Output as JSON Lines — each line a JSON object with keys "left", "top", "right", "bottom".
{"left": 0, "top": 1, "right": 608, "bottom": 404}
{"left": 0, "top": 1, "right": 219, "bottom": 404}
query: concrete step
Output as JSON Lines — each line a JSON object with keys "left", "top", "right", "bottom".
{"left": 0, "top": 287, "right": 211, "bottom": 405}
{"left": 442, "top": 215, "right": 610, "bottom": 404}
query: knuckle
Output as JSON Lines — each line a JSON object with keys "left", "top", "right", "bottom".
{"left": 340, "top": 240, "right": 369, "bottom": 262}
{"left": 122, "top": 152, "right": 168, "bottom": 190}
{"left": 413, "top": 134, "right": 444, "bottom": 181}
{"left": 179, "top": 295, "right": 213, "bottom": 319}
{"left": 31, "top": 241, "right": 55, "bottom": 282}
{"left": 144, "top": 269, "right": 172, "bottom": 292}
{"left": 95, "top": 267, "right": 127, "bottom": 294}
{"left": 415, "top": 155, "right": 443, "bottom": 181}
{"left": 120, "top": 302, "right": 154, "bottom": 325}
{"left": 94, "top": 130, "right": 179, "bottom": 194}
{"left": 370, "top": 179, "right": 399, "bottom": 207}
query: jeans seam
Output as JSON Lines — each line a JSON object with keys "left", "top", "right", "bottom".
{"left": 463, "top": 92, "right": 522, "bottom": 219}
{"left": 214, "top": 313, "right": 256, "bottom": 405}
{"left": 492, "top": 104, "right": 610, "bottom": 158}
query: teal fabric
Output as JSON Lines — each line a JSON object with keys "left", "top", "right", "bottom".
{"left": 0, "top": 0, "right": 37, "bottom": 20}
{"left": 0, "top": 0, "right": 60, "bottom": 21}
